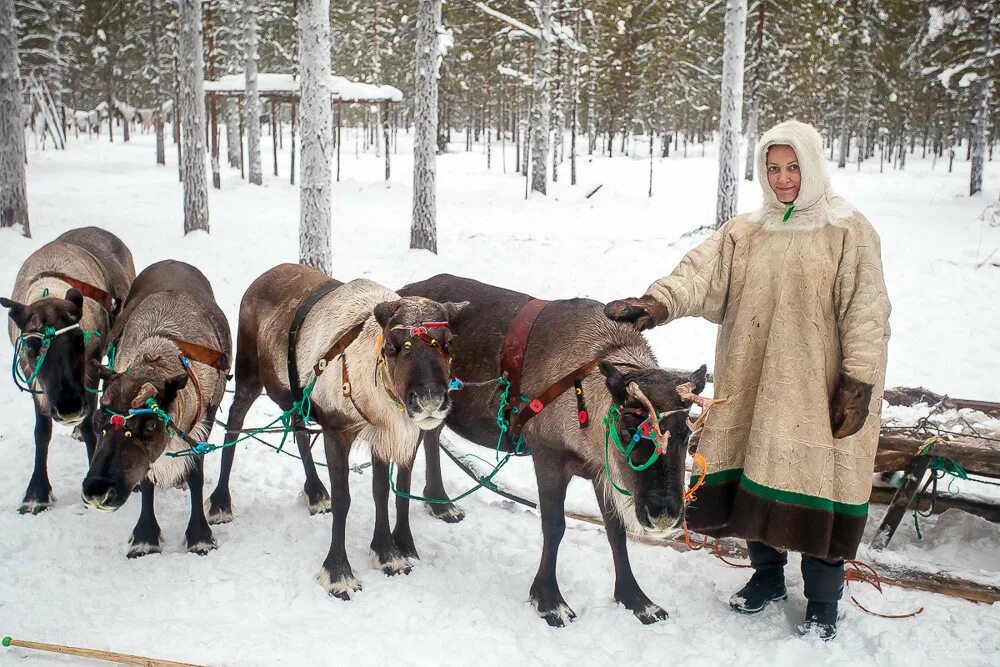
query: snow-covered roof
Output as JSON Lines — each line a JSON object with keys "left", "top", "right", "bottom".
{"left": 204, "top": 72, "right": 403, "bottom": 102}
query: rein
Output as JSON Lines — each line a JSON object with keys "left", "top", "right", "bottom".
{"left": 11, "top": 323, "right": 101, "bottom": 394}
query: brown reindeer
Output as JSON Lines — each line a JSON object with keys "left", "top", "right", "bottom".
{"left": 2, "top": 227, "right": 134, "bottom": 514}
{"left": 399, "top": 275, "right": 706, "bottom": 626}
{"left": 81, "top": 260, "right": 232, "bottom": 558}
{"left": 206, "top": 263, "right": 465, "bottom": 599}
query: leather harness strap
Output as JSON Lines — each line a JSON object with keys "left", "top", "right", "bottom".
{"left": 511, "top": 359, "right": 599, "bottom": 435}
{"left": 500, "top": 298, "right": 596, "bottom": 444}
{"left": 37, "top": 271, "right": 118, "bottom": 317}
{"left": 170, "top": 338, "right": 231, "bottom": 373}
{"left": 500, "top": 298, "right": 549, "bottom": 406}
{"left": 288, "top": 281, "right": 341, "bottom": 403}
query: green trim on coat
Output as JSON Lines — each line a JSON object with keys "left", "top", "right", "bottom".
{"left": 691, "top": 468, "right": 869, "bottom": 517}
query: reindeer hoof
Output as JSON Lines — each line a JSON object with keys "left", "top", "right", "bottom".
{"left": 300, "top": 489, "right": 331, "bottom": 515}
{"left": 316, "top": 567, "right": 362, "bottom": 600}
{"left": 368, "top": 549, "right": 413, "bottom": 576}
{"left": 127, "top": 535, "right": 164, "bottom": 559}
{"left": 206, "top": 493, "right": 234, "bottom": 524}
{"left": 531, "top": 598, "right": 577, "bottom": 627}
{"left": 426, "top": 502, "right": 465, "bottom": 523}
{"left": 18, "top": 493, "right": 55, "bottom": 515}
{"left": 631, "top": 602, "right": 669, "bottom": 624}
{"left": 185, "top": 536, "right": 218, "bottom": 555}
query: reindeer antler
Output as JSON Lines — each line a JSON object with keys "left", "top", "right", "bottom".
{"left": 676, "top": 383, "right": 727, "bottom": 446}
{"left": 626, "top": 381, "right": 668, "bottom": 452}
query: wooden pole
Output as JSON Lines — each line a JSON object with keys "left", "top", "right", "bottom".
{"left": 174, "top": 56, "right": 182, "bottom": 182}
{"left": 336, "top": 101, "right": 341, "bottom": 182}
{"left": 210, "top": 93, "right": 221, "bottom": 189}
{"left": 239, "top": 104, "right": 245, "bottom": 179}
{"left": 2, "top": 636, "right": 204, "bottom": 667}
{"left": 871, "top": 454, "right": 932, "bottom": 551}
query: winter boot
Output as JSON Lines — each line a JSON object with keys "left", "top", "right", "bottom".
{"left": 729, "top": 569, "right": 788, "bottom": 614}
{"left": 798, "top": 601, "right": 838, "bottom": 640}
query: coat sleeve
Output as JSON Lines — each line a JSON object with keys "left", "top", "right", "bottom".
{"left": 835, "top": 215, "right": 891, "bottom": 385}
{"left": 644, "top": 220, "right": 739, "bottom": 324}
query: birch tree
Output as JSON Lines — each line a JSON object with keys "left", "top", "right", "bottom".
{"left": 244, "top": 0, "right": 261, "bottom": 185}
{"left": 716, "top": 0, "right": 746, "bottom": 228}
{"left": 178, "top": 0, "right": 210, "bottom": 234}
{"left": 0, "top": 0, "right": 29, "bottom": 236}
{"left": 298, "top": 0, "right": 332, "bottom": 272}
{"left": 411, "top": 0, "right": 441, "bottom": 253}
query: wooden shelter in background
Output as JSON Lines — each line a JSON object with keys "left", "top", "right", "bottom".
{"left": 203, "top": 73, "right": 403, "bottom": 188}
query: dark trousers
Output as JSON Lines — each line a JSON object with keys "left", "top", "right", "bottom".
{"left": 748, "top": 541, "right": 845, "bottom": 604}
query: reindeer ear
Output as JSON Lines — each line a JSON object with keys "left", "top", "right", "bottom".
{"left": 689, "top": 364, "right": 708, "bottom": 394}
{"left": 91, "top": 359, "right": 119, "bottom": 382}
{"left": 373, "top": 300, "right": 403, "bottom": 328}
{"left": 64, "top": 288, "right": 84, "bottom": 321}
{"left": 0, "top": 297, "right": 28, "bottom": 329}
{"left": 160, "top": 373, "right": 189, "bottom": 408}
{"left": 599, "top": 361, "right": 628, "bottom": 402}
{"left": 441, "top": 301, "right": 469, "bottom": 325}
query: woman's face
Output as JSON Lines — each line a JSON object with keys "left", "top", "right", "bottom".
{"left": 766, "top": 144, "right": 800, "bottom": 203}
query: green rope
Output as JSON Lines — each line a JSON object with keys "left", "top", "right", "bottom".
{"left": 911, "top": 437, "right": 970, "bottom": 540}
{"left": 166, "top": 377, "right": 319, "bottom": 457}
{"left": 602, "top": 405, "right": 662, "bottom": 497}
{"left": 388, "top": 454, "right": 516, "bottom": 504}
{"left": 14, "top": 326, "right": 55, "bottom": 386}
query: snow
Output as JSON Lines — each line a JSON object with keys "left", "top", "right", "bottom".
{"left": 1, "top": 129, "right": 999, "bottom": 665}
{"left": 203, "top": 72, "right": 404, "bottom": 102}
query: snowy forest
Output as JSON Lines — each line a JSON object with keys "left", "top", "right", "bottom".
{"left": 1, "top": 1, "right": 999, "bottom": 665}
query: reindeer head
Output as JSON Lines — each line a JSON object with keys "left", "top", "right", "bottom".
{"left": 81, "top": 357, "right": 188, "bottom": 511}
{"left": 373, "top": 297, "right": 468, "bottom": 430}
{"left": 600, "top": 362, "right": 708, "bottom": 536}
{"left": 2, "top": 289, "right": 93, "bottom": 424}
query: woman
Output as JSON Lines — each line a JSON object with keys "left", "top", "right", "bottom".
{"left": 605, "top": 120, "right": 890, "bottom": 640}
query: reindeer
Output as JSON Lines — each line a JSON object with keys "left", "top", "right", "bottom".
{"left": 205, "top": 264, "right": 465, "bottom": 599}
{"left": 81, "top": 260, "right": 231, "bottom": 558}
{"left": 2, "top": 227, "right": 134, "bottom": 514}
{"left": 399, "top": 275, "right": 707, "bottom": 626}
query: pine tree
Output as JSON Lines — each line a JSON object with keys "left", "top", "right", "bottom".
{"left": 244, "top": 0, "right": 261, "bottom": 185}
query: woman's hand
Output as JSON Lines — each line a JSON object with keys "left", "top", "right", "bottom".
{"left": 604, "top": 296, "right": 669, "bottom": 331}
{"left": 830, "top": 372, "right": 874, "bottom": 439}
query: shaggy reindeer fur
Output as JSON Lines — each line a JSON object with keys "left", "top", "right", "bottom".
{"left": 2, "top": 227, "right": 134, "bottom": 513}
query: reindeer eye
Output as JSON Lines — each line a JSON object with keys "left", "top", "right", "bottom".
{"left": 144, "top": 420, "right": 157, "bottom": 434}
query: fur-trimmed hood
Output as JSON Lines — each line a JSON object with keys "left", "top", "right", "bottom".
{"left": 750, "top": 120, "right": 856, "bottom": 230}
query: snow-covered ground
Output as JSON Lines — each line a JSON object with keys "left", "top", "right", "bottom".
{"left": 1, "top": 130, "right": 999, "bottom": 666}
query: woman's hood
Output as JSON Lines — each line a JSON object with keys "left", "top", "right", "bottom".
{"left": 755, "top": 120, "right": 832, "bottom": 215}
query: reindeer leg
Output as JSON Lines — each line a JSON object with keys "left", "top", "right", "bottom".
{"left": 422, "top": 426, "right": 464, "bottom": 523}
{"left": 185, "top": 456, "right": 217, "bottom": 554}
{"left": 592, "top": 479, "right": 668, "bottom": 624}
{"left": 392, "top": 461, "right": 419, "bottom": 560}
{"left": 529, "top": 453, "right": 575, "bottom": 627}
{"left": 127, "top": 480, "right": 163, "bottom": 558}
{"left": 82, "top": 392, "right": 98, "bottom": 463}
{"left": 295, "top": 416, "right": 330, "bottom": 514}
{"left": 207, "top": 383, "right": 259, "bottom": 524}
{"left": 20, "top": 397, "right": 55, "bottom": 514}
{"left": 369, "top": 455, "right": 412, "bottom": 575}
{"left": 316, "top": 428, "right": 362, "bottom": 600}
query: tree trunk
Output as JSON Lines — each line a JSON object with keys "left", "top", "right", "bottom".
{"left": 151, "top": 0, "right": 166, "bottom": 165}
{"left": 744, "top": 99, "right": 758, "bottom": 180}
{"left": 530, "top": 1, "right": 553, "bottom": 195}
{"left": 298, "top": 0, "right": 333, "bottom": 271}
{"left": 411, "top": 0, "right": 440, "bottom": 253}
{"left": 179, "top": 0, "right": 210, "bottom": 234}
{"left": 225, "top": 99, "right": 240, "bottom": 167}
{"left": 715, "top": 0, "right": 747, "bottom": 228}
{"left": 0, "top": 0, "right": 29, "bottom": 236}
{"left": 245, "top": 1, "right": 262, "bottom": 185}
{"left": 970, "top": 12, "right": 993, "bottom": 196}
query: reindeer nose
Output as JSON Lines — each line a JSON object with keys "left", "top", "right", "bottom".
{"left": 406, "top": 387, "right": 447, "bottom": 414}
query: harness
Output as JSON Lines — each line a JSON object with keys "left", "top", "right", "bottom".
{"left": 11, "top": 323, "right": 101, "bottom": 394}
{"left": 498, "top": 299, "right": 594, "bottom": 449}
{"left": 35, "top": 271, "right": 120, "bottom": 319}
